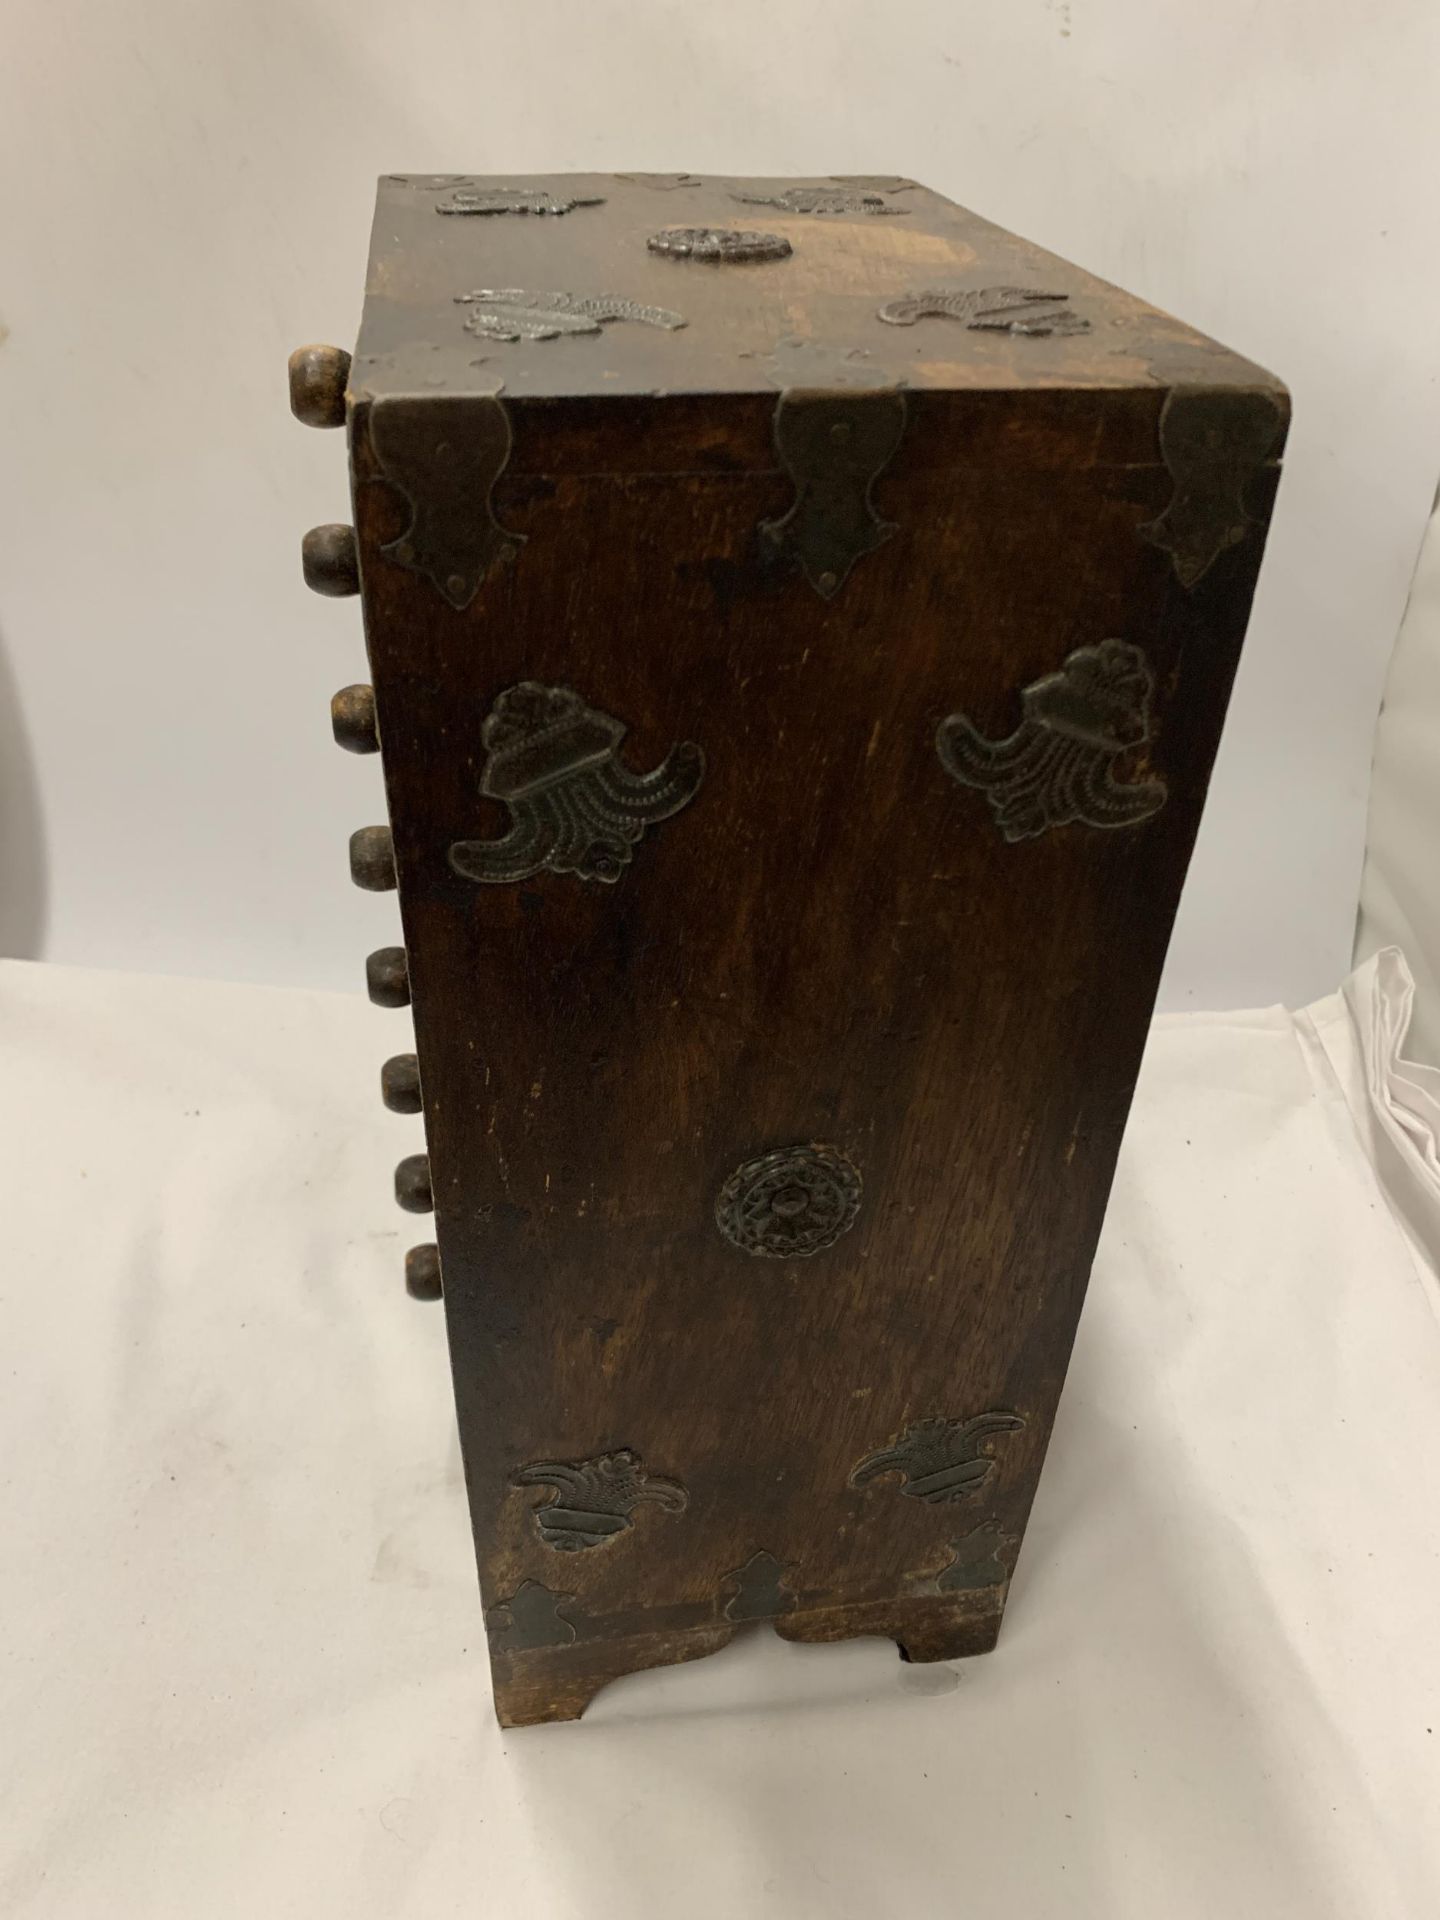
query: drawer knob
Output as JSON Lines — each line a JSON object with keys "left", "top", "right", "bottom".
{"left": 405, "top": 1244, "right": 443, "bottom": 1301}
{"left": 381, "top": 1053, "right": 423, "bottom": 1114}
{"left": 349, "top": 825, "right": 396, "bottom": 891}
{"left": 365, "top": 946, "right": 410, "bottom": 1007}
{"left": 395, "top": 1154, "right": 433, "bottom": 1213}
{"left": 288, "top": 344, "right": 351, "bottom": 429}
{"left": 302, "top": 523, "right": 360, "bottom": 597}
{"left": 331, "top": 684, "right": 379, "bottom": 753}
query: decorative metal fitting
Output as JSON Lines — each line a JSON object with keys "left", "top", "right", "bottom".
{"left": 721, "top": 1550, "right": 798, "bottom": 1622}
{"left": 435, "top": 186, "right": 605, "bottom": 217}
{"left": 454, "top": 289, "right": 686, "bottom": 343}
{"left": 485, "top": 1581, "right": 577, "bottom": 1652}
{"left": 877, "top": 286, "right": 1088, "bottom": 337}
{"left": 760, "top": 389, "right": 907, "bottom": 598}
{"left": 370, "top": 394, "right": 522, "bottom": 612}
{"left": 330, "top": 685, "right": 378, "bottom": 755}
{"left": 513, "top": 1450, "right": 688, "bottom": 1552}
{"left": 1140, "top": 386, "right": 1286, "bottom": 588}
{"left": 288, "top": 344, "right": 350, "bottom": 428}
{"left": 646, "top": 227, "right": 792, "bottom": 263}
{"left": 851, "top": 1412, "right": 1026, "bottom": 1503}
{"left": 301, "top": 523, "right": 360, "bottom": 597}
{"left": 405, "top": 1245, "right": 442, "bottom": 1302}
{"left": 734, "top": 187, "right": 908, "bottom": 216}
{"left": 348, "top": 825, "right": 396, "bottom": 892}
{"left": 380, "top": 1054, "right": 422, "bottom": 1115}
{"left": 937, "top": 639, "right": 1167, "bottom": 842}
{"left": 365, "top": 946, "right": 410, "bottom": 1008}
{"left": 715, "top": 1143, "right": 862, "bottom": 1259}
{"left": 449, "top": 683, "right": 704, "bottom": 887}
{"left": 394, "top": 1153, "right": 433, "bottom": 1214}
{"left": 935, "top": 1521, "right": 1020, "bottom": 1592}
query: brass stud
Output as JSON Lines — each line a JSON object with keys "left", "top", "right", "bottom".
{"left": 349, "top": 825, "right": 396, "bottom": 891}
{"left": 302, "top": 523, "right": 360, "bottom": 597}
{"left": 381, "top": 1054, "right": 423, "bottom": 1114}
{"left": 405, "top": 1244, "right": 443, "bottom": 1301}
{"left": 395, "top": 1154, "right": 433, "bottom": 1213}
{"left": 366, "top": 946, "right": 410, "bottom": 1007}
{"left": 288, "top": 344, "right": 351, "bottom": 429}
{"left": 331, "top": 684, "right": 379, "bottom": 754}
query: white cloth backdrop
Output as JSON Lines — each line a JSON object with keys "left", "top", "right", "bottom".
{"left": 1359, "top": 501, "right": 1440, "bottom": 1067}
{"left": 1, "top": 955, "right": 1437, "bottom": 1918}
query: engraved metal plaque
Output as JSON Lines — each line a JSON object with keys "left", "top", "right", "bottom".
{"left": 877, "top": 286, "right": 1088, "bottom": 336}
{"left": 715, "top": 1144, "right": 862, "bottom": 1259}
{"left": 454, "top": 289, "right": 686, "bottom": 343}
{"left": 850, "top": 1413, "right": 1026, "bottom": 1503}
{"left": 647, "top": 227, "right": 792, "bottom": 263}
{"left": 937, "top": 640, "right": 1167, "bottom": 842}
{"left": 513, "top": 1450, "right": 688, "bottom": 1552}
{"left": 449, "top": 683, "right": 704, "bottom": 886}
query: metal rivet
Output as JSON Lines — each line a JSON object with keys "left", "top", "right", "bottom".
{"left": 381, "top": 1054, "right": 423, "bottom": 1114}
{"left": 365, "top": 946, "right": 410, "bottom": 1008}
{"left": 330, "top": 684, "right": 379, "bottom": 754}
{"left": 349, "top": 825, "right": 396, "bottom": 892}
{"left": 301, "top": 524, "right": 360, "bottom": 597}
{"left": 405, "top": 1244, "right": 443, "bottom": 1301}
{"left": 288, "top": 344, "right": 351, "bottom": 429}
{"left": 395, "top": 1154, "right": 433, "bottom": 1213}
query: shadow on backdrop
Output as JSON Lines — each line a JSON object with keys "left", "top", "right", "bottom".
{"left": 0, "top": 620, "right": 48, "bottom": 958}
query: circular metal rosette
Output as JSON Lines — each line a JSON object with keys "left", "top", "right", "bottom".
{"left": 715, "top": 1144, "right": 862, "bottom": 1258}
{"left": 646, "top": 226, "right": 793, "bottom": 264}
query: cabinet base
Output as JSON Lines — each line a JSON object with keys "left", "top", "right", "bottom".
{"left": 489, "top": 1587, "right": 1007, "bottom": 1729}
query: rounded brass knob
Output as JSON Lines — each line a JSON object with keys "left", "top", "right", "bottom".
{"left": 302, "top": 524, "right": 360, "bottom": 597}
{"left": 381, "top": 1054, "right": 422, "bottom": 1114}
{"left": 366, "top": 946, "right": 410, "bottom": 1007}
{"left": 288, "top": 344, "right": 351, "bottom": 429}
{"left": 349, "top": 825, "right": 396, "bottom": 891}
{"left": 395, "top": 1154, "right": 433, "bottom": 1213}
{"left": 405, "top": 1244, "right": 443, "bottom": 1301}
{"left": 331, "top": 684, "right": 379, "bottom": 754}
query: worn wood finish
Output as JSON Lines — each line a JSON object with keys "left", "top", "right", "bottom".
{"left": 323, "top": 174, "right": 1286, "bottom": 1727}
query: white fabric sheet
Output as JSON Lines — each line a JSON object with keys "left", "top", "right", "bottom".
{"left": 2, "top": 957, "right": 1438, "bottom": 1919}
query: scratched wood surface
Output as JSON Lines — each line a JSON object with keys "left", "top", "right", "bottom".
{"left": 346, "top": 175, "right": 1286, "bottom": 1726}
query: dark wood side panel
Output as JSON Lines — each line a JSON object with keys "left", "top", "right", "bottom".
{"left": 352, "top": 382, "right": 1281, "bottom": 1725}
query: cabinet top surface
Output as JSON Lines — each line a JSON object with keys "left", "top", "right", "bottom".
{"left": 353, "top": 173, "right": 1284, "bottom": 408}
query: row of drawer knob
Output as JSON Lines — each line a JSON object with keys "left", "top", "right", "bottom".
{"left": 294, "top": 340, "right": 437, "bottom": 1302}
